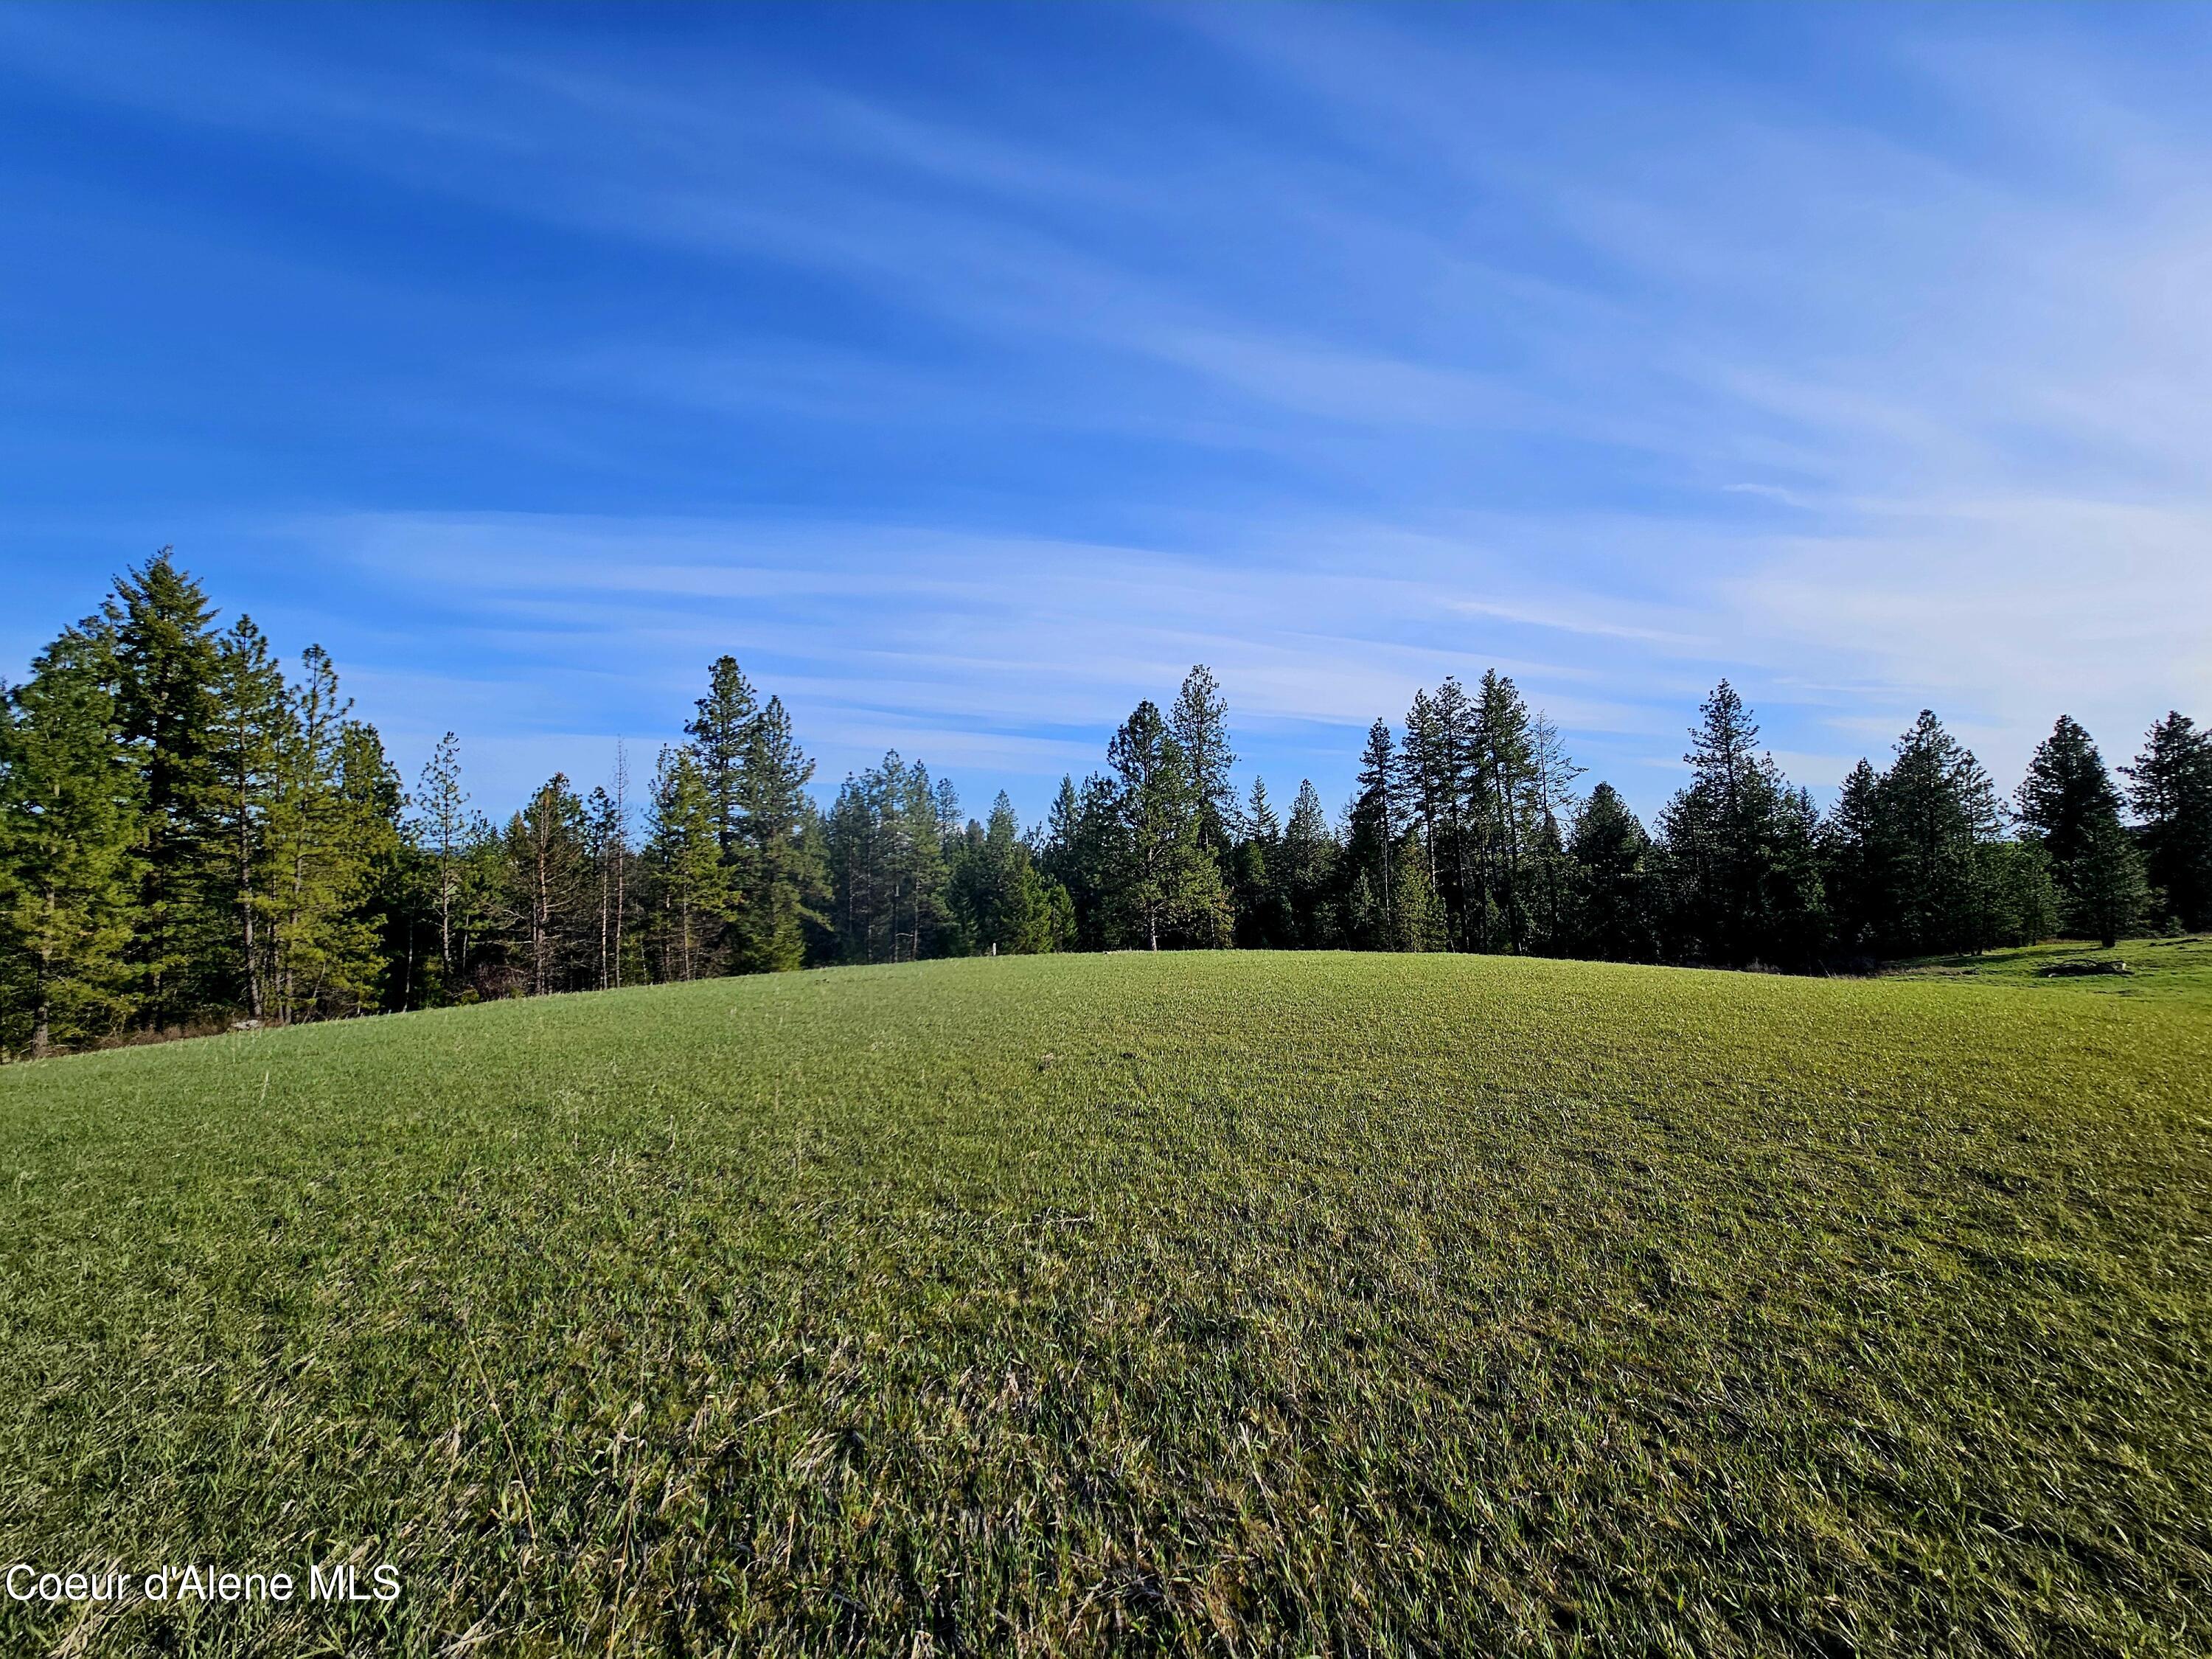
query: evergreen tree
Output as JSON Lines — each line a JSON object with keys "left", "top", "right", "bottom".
{"left": 443, "top": 808, "right": 510, "bottom": 1000}
{"left": 509, "top": 774, "right": 591, "bottom": 995}
{"left": 586, "top": 779, "right": 631, "bottom": 992}
{"left": 826, "top": 751, "right": 951, "bottom": 964}
{"left": 1280, "top": 779, "right": 1339, "bottom": 947}
{"left": 949, "top": 793, "right": 1062, "bottom": 956}
{"left": 1345, "top": 869, "right": 1377, "bottom": 947}
{"left": 1345, "top": 720, "right": 1398, "bottom": 945}
{"left": 1396, "top": 688, "right": 1445, "bottom": 927}
{"left": 893, "top": 757, "right": 950, "bottom": 963}
{"left": 1770, "top": 782, "right": 1831, "bottom": 967}
{"left": 1820, "top": 759, "right": 1889, "bottom": 956}
{"left": 825, "top": 766, "right": 884, "bottom": 964}
{"left": 1397, "top": 676, "right": 1482, "bottom": 948}
{"left": 1473, "top": 671, "right": 1538, "bottom": 952}
{"left": 414, "top": 732, "right": 470, "bottom": 999}
{"left": 1825, "top": 718, "right": 2049, "bottom": 960}
{"left": 1231, "top": 776, "right": 1281, "bottom": 947}
{"left": 733, "top": 693, "right": 820, "bottom": 973}
{"left": 2015, "top": 714, "right": 2126, "bottom": 928}
{"left": 206, "top": 616, "right": 288, "bottom": 1020}
{"left": 644, "top": 748, "right": 726, "bottom": 983}
{"left": 1878, "top": 709, "right": 2005, "bottom": 956}
{"left": 1565, "top": 783, "right": 1655, "bottom": 962}
{"left": 2074, "top": 813, "right": 2150, "bottom": 949}
{"left": 686, "top": 656, "right": 757, "bottom": 860}
{"left": 265, "top": 647, "right": 380, "bottom": 1023}
{"left": 1108, "top": 700, "right": 1230, "bottom": 949}
{"left": 1657, "top": 683, "right": 1826, "bottom": 968}
{"left": 14, "top": 557, "right": 2211, "bottom": 1032}
{"left": 330, "top": 720, "right": 407, "bottom": 1015}
{"left": 1525, "top": 709, "right": 1584, "bottom": 953}
{"left": 1388, "top": 832, "right": 1444, "bottom": 952}
{"left": 1042, "top": 772, "right": 1123, "bottom": 952}
{"left": 105, "top": 549, "right": 221, "bottom": 1027}
{"left": 1669, "top": 681, "right": 1761, "bottom": 950}
{"left": 1983, "top": 838, "right": 2060, "bottom": 948}
{"left": 1169, "top": 664, "right": 1239, "bottom": 858}
{"left": 0, "top": 627, "right": 142, "bottom": 1056}
{"left": 2122, "top": 712, "right": 2212, "bottom": 930}
{"left": 607, "top": 741, "right": 633, "bottom": 985}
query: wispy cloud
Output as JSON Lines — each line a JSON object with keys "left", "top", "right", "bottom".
{"left": 2, "top": 4, "right": 2208, "bottom": 823}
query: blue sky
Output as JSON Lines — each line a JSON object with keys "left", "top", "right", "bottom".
{"left": 4, "top": 4, "right": 2208, "bottom": 827}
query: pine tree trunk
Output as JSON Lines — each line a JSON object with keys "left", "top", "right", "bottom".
{"left": 438, "top": 841, "right": 453, "bottom": 990}
{"left": 612, "top": 852, "right": 625, "bottom": 990}
{"left": 535, "top": 838, "right": 549, "bottom": 997}
{"left": 32, "top": 908, "right": 52, "bottom": 1059}
{"left": 241, "top": 804, "right": 262, "bottom": 1020}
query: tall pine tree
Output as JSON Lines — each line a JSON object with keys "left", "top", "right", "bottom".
{"left": 106, "top": 550, "right": 220, "bottom": 1027}
{"left": 0, "top": 627, "right": 142, "bottom": 1056}
{"left": 2016, "top": 715, "right": 2132, "bottom": 939}
{"left": 1108, "top": 700, "right": 1230, "bottom": 950}
{"left": 1565, "top": 783, "right": 1655, "bottom": 962}
{"left": 2122, "top": 712, "right": 2212, "bottom": 930}
{"left": 206, "top": 616, "right": 288, "bottom": 1020}
{"left": 1657, "top": 682, "right": 1826, "bottom": 968}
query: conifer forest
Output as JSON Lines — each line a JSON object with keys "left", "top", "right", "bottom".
{"left": 4, "top": 551, "right": 2208, "bottom": 1060}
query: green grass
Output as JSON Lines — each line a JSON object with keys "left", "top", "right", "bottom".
{"left": 2, "top": 953, "right": 2208, "bottom": 1657}
{"left": 1886, "top": 933, "right": 2212, "bottom": 1006}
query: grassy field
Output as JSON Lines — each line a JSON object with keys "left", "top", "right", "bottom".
{"left": 2, "top": 953, "right": 2208, "bottom": 1657}
{"left": 1886, "top": 932, "right": 2212, "bottom": 1006}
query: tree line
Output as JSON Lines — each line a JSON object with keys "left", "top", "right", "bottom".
{"left": 4, "top": 553, "right": 2208, "bottom": 1057}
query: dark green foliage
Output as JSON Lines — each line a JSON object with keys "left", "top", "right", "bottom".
{"left": 1228, "top": 777, "right": 1281, "bottom": 947}
{"left": 1042, "top": 772, "right": 1124, "bottom": 953}
{"left": 106, "top": 550, "right": 222, "bottom": 1026}
{"left": 507, "top": 774, "right": 593, "bottom": 996}
{"left": 1107, "top": 700, "right": 1231, "bottom": 950}
{"left": 2124, "top": 712, "right": 2212, "bottom": 930}
{"left": 826, "top": 751, "right": 953, "bottom": 964}
{"left": 2073, "top": 812, "right": 2151, "bottom": 949}
{"left": 1655, "top": 682, "right": 1827, "bottom": 968}
{"left": 1379, "top": 672, "right": 1577, "bottom": 956}
{"left": 731, "top": 695, "right": 823, "bottom": 973}
{"left": 643, "top": 747, "right": 726, "bottom": 983}
{"left": 1472, "top": 669, "right": 1538, "bottom": 952}
{"left": 1981, "top": 838, "right": 2061, "bottom": 949}
{"left": 5, "top": 560, "right": 2200, "bottom": 1055}
{"left": 678, "top": 661, "right": 826, "bottom": 975}
{"left": 584, "top": 756, "right": 637, "bottom": 994}
{"left": 206, "top": 616, "right": 288, "bottom": 1020}
{"left": 1344, "top": 720, "right": 1399, "bottom": 947}
{"left": 1279, "top": 780, "right": 1339, "bottom": 948}
{"left": 1824, "top": 717, "right": 2060, "bottom": 959}
{"left": 0, "top": 627, "right": 142, "bottom": 1056}
{"left": 1821, "top": 758, "right": 1888, "bottom": 954}
{"left": 947, "top": 793, "right": 1068, "bottom": 956}
{"left": 1878, "top": 710, "right": 2003, "bottom": 953}
{"left": 1386, "top": 829, "right": 1443, "bottom": 951}
{"left": 2015, "top": 714, "right": 2127, "bottom": 927}
{"left": 261, "top": 649, "right": 391, "bottom": 1023}
{"left": 1566, "top": 782, "right": 1655, "bottom": 961}
{"left": 685, "top": 655, "right": 757, "bottom": 861}
{"left": 1169, "top": 664, "right": 1238, "bottom": 860}
{"left": 330, "top": 720, "right": 409, "bottom": 1015}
